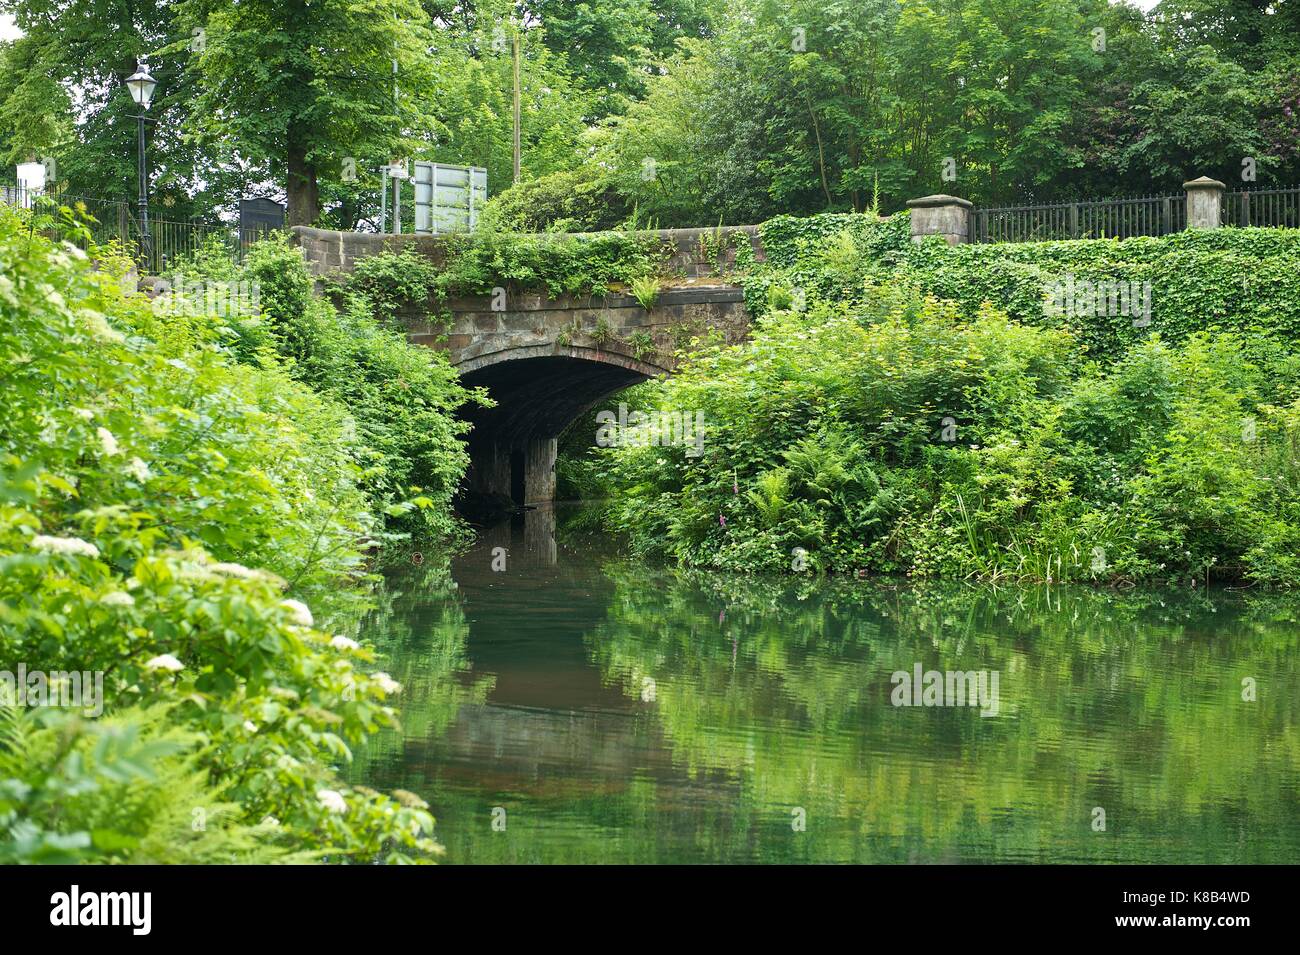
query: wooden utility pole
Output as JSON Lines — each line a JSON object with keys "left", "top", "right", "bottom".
{"left": 512, "top": 26, "right": 521, "bottom": 184}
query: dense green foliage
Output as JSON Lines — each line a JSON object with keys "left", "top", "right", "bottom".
{"left": 430, "top": 224, "right": 663, "bottom": 298}
{"left": 5, "top": 0, "right": 1300, "bottom": 868}
{"left": 6, "top": 0, "right": 1298, "bottom": 229}
{"left": 0, "top": 205, "right": 453, "bottom": 861}
{"left": 169, "top": 236, "right": 477, "bottom": 541}
{"left": 500, "top": 0, "right": 1300, "bottom": 228}
{"left": 594, "top": 217, "right": 1300, "bottom": 586}
{"left": 743, "top": 211, "right": 1300, "bottom": 367}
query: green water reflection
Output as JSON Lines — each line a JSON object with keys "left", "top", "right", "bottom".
{"left": 354, "top": 506, "right": 1300, "bottom": 864}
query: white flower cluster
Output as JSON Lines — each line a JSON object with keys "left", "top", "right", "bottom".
{"left": 280, "top": 599, "right": 314, "bottom": 628}
{"left": 97, "top": 427, "right": 119, "bottom": 457}
{"left": 30, "top": 535, "right": 100, "bottom": 559}
{"left": 371, "top": 672, "right": 401, "bottom": 695}
{"left": 81, "top": 308, "right": 125, "bottom": 344}
{"left": 316, "top": 789, "right": 348, "bottom": 814}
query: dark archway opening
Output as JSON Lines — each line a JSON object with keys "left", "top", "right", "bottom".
{"left": 454, "top": 355, "right": 661, "bottom": 521}
{"left": 509, "top": 449, "right": 525, "bottom": 505}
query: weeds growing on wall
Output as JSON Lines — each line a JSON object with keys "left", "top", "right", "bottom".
{"left": 431, "top": 219, "right": 664, "bottom": 299}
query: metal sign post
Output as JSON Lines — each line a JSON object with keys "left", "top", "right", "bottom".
{"left": 387, "top": 160, "right": 410, "bottom": 234}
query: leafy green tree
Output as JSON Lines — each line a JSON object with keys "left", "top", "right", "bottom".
{"left": 178, "top": 0, "right": 440, "bottom": 225}
{"left": 0, "top": 0, "right": 220, "bottom": 217}
{"left": 524, "top": 0, "right": 656, "bottom": 119}
{"left": 1115, "top": 44, "right": 1270, "bottom": 186}
{"left": 423, "top": 8, "right": 593, "bottom": 191}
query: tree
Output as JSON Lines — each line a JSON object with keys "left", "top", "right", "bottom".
{"left": 179, "top": 0, "right": 441, "bottom": 225}
{"left": 423, "top": 8, "right": 593, "bottom": 191}
{"left": 522, "top": 0, "right": 722, "bottom": 119}
{"left": 0, "top": 0, "right": 218, "bottom": 218}
{"left": 1117, "top": 45, "right": 1270, "bottom": 186}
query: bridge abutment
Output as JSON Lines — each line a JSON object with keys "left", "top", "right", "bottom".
{"left": 467, "top": 440, "right": 512, "bottom": 499}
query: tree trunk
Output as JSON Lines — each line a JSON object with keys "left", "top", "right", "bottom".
{"left": 286, "top": 139, "right": 319, "bottom": 226}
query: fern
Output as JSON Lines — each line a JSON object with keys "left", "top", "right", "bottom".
{"left": 0, "top": 705, "right": 302, "bottom": 864}
{"left": 746, "top": 468, "right": 791, "bottom": 527}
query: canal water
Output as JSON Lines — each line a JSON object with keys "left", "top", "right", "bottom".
{"left": 354, "top": 505, "right": 1300, "bottom": 864}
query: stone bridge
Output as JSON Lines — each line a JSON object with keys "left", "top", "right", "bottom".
{"left": 292, "top": 225, "right": 762, "bottom": 507}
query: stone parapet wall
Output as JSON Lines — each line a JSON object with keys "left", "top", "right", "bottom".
{"left": 291, "top": 224, "right": 764, "bottom": 280}
{"left": 406, "top": 282, "right": 749, "bottom": 373}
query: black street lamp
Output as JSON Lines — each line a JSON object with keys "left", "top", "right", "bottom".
{"left": 125, "top": 67, "right": 157, "bottom": 269}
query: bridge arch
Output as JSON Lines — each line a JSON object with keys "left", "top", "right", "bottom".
{"left": 454, "top": 343, "right": 671, "bottom": 378}
{"left": 289, "top": 226, "right": 756, "bottom": 508}
{"left": 458, "top": 348, "right": 670, "bottom": 509}
{"left": 427, "top": 287, "right": 746, "bottom": 511}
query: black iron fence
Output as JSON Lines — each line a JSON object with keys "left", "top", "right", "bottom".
{"left": 971, "top": 194, "right": 1186, "bottom": 243}
{"left": 9, "top": 181, "right": 1300, "bottom": 261}
{"left": 127, "top": 214, "right": 247, "bottom": 273}
{"left": 1, "top": 183, "right": 135, "bottom": 247}
{"left": 971, "top": 185, "right": 1300, "bottom": 243}
{"left": 1223, "top": 187, "right": 1300, "bottom": 229}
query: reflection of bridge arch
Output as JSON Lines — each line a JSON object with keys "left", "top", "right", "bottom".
{"left": 460, "top": 352, "right": 667, "bottom": 506}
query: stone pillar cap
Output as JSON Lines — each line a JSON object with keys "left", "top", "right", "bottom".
{"left": 906, "top": 194, "right": 973, "bottom": 209}
{"left": 1183, "top": 176, "right": 1226, "bottom": 190}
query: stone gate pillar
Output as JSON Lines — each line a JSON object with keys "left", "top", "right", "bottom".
{"left": 523, "top": 438, "right": 557, "bottom": 505}
{"left": 906, "top": 195, "right": 973, "bottom": 244}
{"left": 1184, "top": 176, "right": 1226, "bottom": 229}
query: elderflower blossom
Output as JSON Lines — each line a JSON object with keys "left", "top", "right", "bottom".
{"left": 371, "top": 672, "right": 402, "bottom": 695}
{"left": 210, "top": 561, "right": 258, "bottom": 579}
{"left": 330, "top": 635, "right": 360, "bottom": 652}
{"left": 125, "top": 456, "right": 151, "bottom": 482}
{"left": 101, "top": 591, "right": 135, "bottom": 607}
{"left": 316, "top": 789, "right": 348, "bottom": 814}
{"left": 143, "top": 654, "right": 184, "bottom": 673}
{"left": 280, "top": 599, "right": 313, "bottom": 628}
{"left": 82, "top": 308, "right": 125, "bottom": 344}
{"left": 97, "top": 427, "right": 119, "bottom": 457}
{"left": 30, "top": 535, "right": 100, "bottom": 559}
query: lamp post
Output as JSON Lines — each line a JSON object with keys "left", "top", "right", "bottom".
{"left": 125, "top": 67, "right": 157, "bottom": 269}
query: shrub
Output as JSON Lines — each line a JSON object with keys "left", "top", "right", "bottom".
{"left": 342, "top": 246, "right": 443, "bottom": 328}
{"left": 219, "top": 237, "right": 479, "bottom": 541}
{"left": 0, "top": 204, "right": 441, "bottom": 861}
{"left": 484, "top": 167, "right": 626, "bottom": 233}
{"left": 432, "top": 225, "right": 661, "bottom": 299}
{"left": 598, "top": 271, "right": 1300, "bottom": 586}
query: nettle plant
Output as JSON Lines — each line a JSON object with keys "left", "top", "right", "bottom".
{"left": 0, "top": 205, "right": 440, "bottom": 862}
